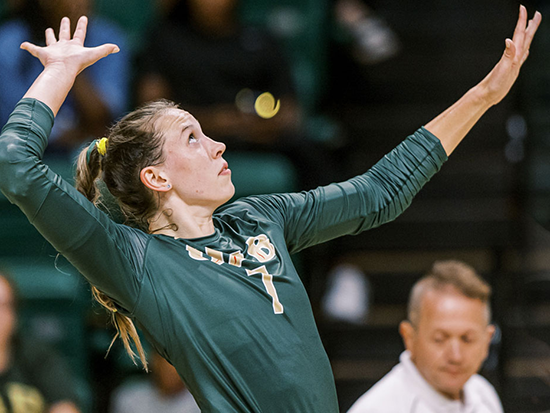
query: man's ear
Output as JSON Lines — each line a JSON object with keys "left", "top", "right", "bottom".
{"left": 483, "top": 324, "right": 496, "bottom": 359}
{"left": 399, "top": 320, "right": 416, "bottom": 352}
{"left": 486, "top": 324, "right": 496, "bottom": 340}
{"left": 140, "top": 166, "right": 171, "bottom": 192}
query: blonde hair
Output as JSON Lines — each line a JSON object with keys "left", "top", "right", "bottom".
{"left": 74, "top": 100, "right": 180, "bottom": 370}
{"left": 91, "top": 287, "right": 147, "bottom": 369}
{"left": 408, "top": 260, "right": 492, "bottom": 326}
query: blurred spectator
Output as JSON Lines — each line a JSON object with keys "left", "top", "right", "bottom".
{"left": 323, "top": 0, "right": 401, "bottom": 112}
{"left": 322, "top": 263, "right": 371, "bottom": 324}
{"left": 348, "top": 260, "right": 503, "bottom": 413}
{"left": 0, "top": 0, "right": 130, "bottom": 154}
{"left": 333, "top": 0, "right": 400, "bottom": 66}
{"left": 135, "top": 0, "right": 338, "bottom": 188}
{"left": 110, "top": 352, "right": 200, "bottom": 413}
{"left": 0, "top": 270, "right": 82, "bottom": 413}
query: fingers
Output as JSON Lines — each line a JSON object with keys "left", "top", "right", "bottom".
{"left": 58, "top": 17, "right": 71, "bottom": 41}
{"left": 508, "top": 6, "right": 542, "bottom": 66}
{"left": 521, "top": 11, "right": 542, "bottom": 61}
{"left": 51, "top": 16, "right": 89, "bottom": 44}
{"left": 73, "top": 16, "right": 88, "bottom": 44}
{"left": 45, "top": 28, "right": 56, "bottom": 46}
{"left": 511, "top": 5, "right": 527, "bottom": 60}
{"left": 20, "top": 15, "right": 117, "bottom": 75}
{"left": 511, "top": 5, "right": 527, "bottom": 46}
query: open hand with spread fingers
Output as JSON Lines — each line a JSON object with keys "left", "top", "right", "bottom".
{"left": 21, "top": 16, "right": 119, "bottom": 78}
{"left": 20, "top": 16, "right": 120, "bottom": 116}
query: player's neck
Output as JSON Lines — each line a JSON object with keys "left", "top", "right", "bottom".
{"left": 149, "top": 201, "right": 216, "bottom": 240}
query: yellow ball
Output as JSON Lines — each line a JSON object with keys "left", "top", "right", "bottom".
{"left": 254, "top": 92, "right": 280, "bottom": 119}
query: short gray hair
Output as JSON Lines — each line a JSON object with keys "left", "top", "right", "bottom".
{"left": 408, "top": 260, "right": 492, "bottom": 326}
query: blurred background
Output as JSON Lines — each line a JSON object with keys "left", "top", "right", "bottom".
{"left": 0, "top": 0, "right": 550, "bottom": 411}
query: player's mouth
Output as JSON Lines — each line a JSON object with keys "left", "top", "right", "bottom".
{"left": 219, "top": 162, "right": 231, "bottom": 176}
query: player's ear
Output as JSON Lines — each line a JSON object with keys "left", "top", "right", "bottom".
{"left": 140, "top": 166, "right": 171, "bottom": 192}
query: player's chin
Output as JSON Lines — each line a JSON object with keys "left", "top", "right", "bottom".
{"left": 221, "top": 183, "right": 236, "bottom": 203}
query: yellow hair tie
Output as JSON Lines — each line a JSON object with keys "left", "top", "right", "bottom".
{"left": 96, "top": 137, "right": 109, "bottom": 156}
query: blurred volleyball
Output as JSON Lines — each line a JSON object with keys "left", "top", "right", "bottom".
{"left": 254, "top": 92, "right": 280, "bottom": 119}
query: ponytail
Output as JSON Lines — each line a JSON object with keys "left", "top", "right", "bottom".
{"left": 75, "top": 142, "right": 101, "bottom": 203}
{"left": 75, "top": 142, "right": 149, "bottom": 371}
{"left": 92, "top": 286, "right": 148, "bottom": 370}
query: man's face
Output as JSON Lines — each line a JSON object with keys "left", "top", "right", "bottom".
{"left": 400, "top": 287, "right": 494, "bottom": 400}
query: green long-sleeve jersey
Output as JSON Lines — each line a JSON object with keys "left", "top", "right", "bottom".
{"left": 0, "top": 99, "right": 447, "bottom": 412}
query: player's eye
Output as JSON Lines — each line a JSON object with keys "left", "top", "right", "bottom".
{"left": 189, "top": 134, "right": 197, "bottom": 143}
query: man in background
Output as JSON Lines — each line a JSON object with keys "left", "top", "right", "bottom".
{"left": 348, "top": 260, "right": 503, "bottom": 412}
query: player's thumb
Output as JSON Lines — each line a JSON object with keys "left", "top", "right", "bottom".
{"left": 20, "top": 42, "right": 41, "bottom": 58}
{"left": 503, "top": 38, "right": 516, "bottom": 60}
{"left": 91, "top": 43, "right": 120, "bottom": 62}
{"left": 77, "top": 44, "right": 120, "bottom": 74}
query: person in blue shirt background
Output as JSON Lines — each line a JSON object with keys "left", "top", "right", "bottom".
{"left": 0, "top": 0, "right": 130, "bottom": 155}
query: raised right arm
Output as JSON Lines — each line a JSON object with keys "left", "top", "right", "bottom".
{"left": 0, "top": 17, "right": 143, "bottom": 310}
{"left": 20, "top": 16, "right": 119, "bottom": 115}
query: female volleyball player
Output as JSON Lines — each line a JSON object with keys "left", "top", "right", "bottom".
{"left": 0, "top": 8, "right": 540, "bottom": 412}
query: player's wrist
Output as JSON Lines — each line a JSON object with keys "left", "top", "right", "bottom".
{"left": 42, "top": 63, "right": 80, "bottom": 82}
{"left": 465, "top": 85, "right": 494, "bottom": 111}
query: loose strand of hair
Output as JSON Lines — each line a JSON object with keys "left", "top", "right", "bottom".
{"left": 91, "top": 286, "right": 149, "bottom": 371}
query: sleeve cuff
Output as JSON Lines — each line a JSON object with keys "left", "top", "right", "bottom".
{"left": 416, "top": 126, "right": 449, "bottom": 166}
{"left": 10, "top": 98, "right": 55, "bottom": 146}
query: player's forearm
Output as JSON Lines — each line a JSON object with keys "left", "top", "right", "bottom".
{"left": 23, "top": 66, "right": 77, "bottom": 117}
{"left": 424, "top": 85, "right": 492, "bottom": 156}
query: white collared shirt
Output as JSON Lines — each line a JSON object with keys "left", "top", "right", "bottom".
{"left": 347, "top": 351, "right": 503, "bottom": 413}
